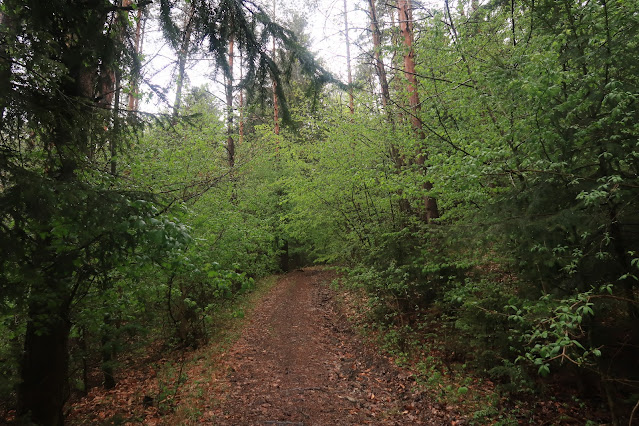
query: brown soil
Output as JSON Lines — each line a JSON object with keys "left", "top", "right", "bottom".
{"left": 65, "top": 268, "right": 456, "bottom": 425}
{"left": 208, "top": 268, "right": 452, "bottom": 425}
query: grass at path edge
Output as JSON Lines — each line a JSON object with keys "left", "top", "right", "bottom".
{"left": 162, "top": 274, "right": 280, "bottom": 424}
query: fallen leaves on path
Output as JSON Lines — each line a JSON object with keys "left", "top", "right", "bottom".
{"left": 209, "top": 268, "right": 453, "bottom": 425}
{"left": 68, "top": 269, "right": 456, "bottom": 425}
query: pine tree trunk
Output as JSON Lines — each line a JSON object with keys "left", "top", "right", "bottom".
{"left": 272, "top": 65, "right": 280, "bottom": 135}
{"left": 128, "top": 7, "right": 144, "bottom": 112}
{"left": 398, "top": 0, "right": 439, "bottom": 222}
{"left": 111, "top": 71, "right": 121, "bottom": 176}
{"left": 397, "top": 0, "right": 421, "bottom": 133}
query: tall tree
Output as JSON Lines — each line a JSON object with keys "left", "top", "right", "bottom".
{"left": 239, "top": 51, "right": 245, "bottom": 143}
{"left": 0, "top": 9, "right": 13, "bottom": 120}
{"left": 127, "top": 6, "right": 145, "bottom": 112}
{"left": 0, "top": 2, "right": 155, "bottom": 423}
{"left": 397, "top": 0, "right": 439, "bottom": 222}
{"left": 226, "top": 36, "right": 236, "bottom": 167}
{"left": 172, "top": 2, "right": 197, "bottom": 118}
{"left": 343, "top": 0, "right": 354, "bottom": 115}
{"left": 367, "top": 0, "right": 391, "bottom": 113}
{"left": 272, "top": 0, "right": 280, "bottom": 134}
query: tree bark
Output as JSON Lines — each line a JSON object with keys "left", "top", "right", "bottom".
{"left": 173, "top": 4, "right": 196, "bottom": 119}
{"left": 16, "top": 3, "right": 111, "bottom": 420}
{"left": 111, "top": 70, "right": 121, "bottom": 176}
{"left": 398, "top": 0, "right": 421, "bottom": 132}
{"left": 367, "top": 0, "right": 391, "bottom": 112}
{"left": 18, "top": 303, "right": 71, "bottom": 425}
{"left": 17, "top": 248, "right": 74, "bottom": 426}
{"left": 369, "top": 0, "right": 411, "bottom": 215}
{"left": 272, "top": 0, "right": 280, "bottom": 135}
{"left": 344, "top": 0, "right": 354, "bottom": 114}
{"left": 272, "top": 59, "right": 280, "bottom": 135}
{"left": 397, "top": 0, "right": 439, "bottom": 222}
{"left": 0, "top": 10, "right": 14, "bottom": 120}
{"left": 128, "top": 7, "right": 145, "bottom": 112}
{"left": 226, "top": 36, "right": 235, "bottom": 168}
{"left": 101, "top": 314, "right": 117, "bottom": 389}
{"left": 239, "top": 51, "right": 245, "bottom": 144}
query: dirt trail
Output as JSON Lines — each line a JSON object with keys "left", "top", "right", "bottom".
{"left": 212, "top": 268, "right": 451, "bottom": 425}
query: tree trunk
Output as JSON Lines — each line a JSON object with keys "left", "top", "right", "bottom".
{"left": 239, "top": 52, "right": 245, "bottom": 144}
{"left": 343, "top": 0, "right": 354, "bottom": 115}
{"left": 16, "top": 6, "right": 102, "bottom": 415}
{"left": 397, "top": 0, "right": 439, "bottom": 222}
{"left": 368, "top": 0, "right": 391, "bottom": 112}
{"left": 0, "top": 10, "right": 14, "bottom": 119}
{"left": 272, "top": 64, "right": 280, "bottom": 135}
{"left": 111, "top": 70, "right": 121, "bottom": 176}
{"left": 368, "top": 0, "right": 411, "bottom": 215}
{"left": 390, "top": 8, "right": 406, "bottom": 122}
{"left": 272, "top": 0, "right": 280, "bottom": 135}
{"left": 101, "top": 316, "right": 117, "bottom": 390}
{"left": 128, "top": 7, "right": 145, "bottom": 113}
{"left": 173, "top": 4, "right": 196, "bottom": 119}
{"left": 226, "top": 36, "right": 235, "bottom": 168}
{"left": 397, "top": 0, "right": 421, "bottom": 134}
{"left": 17, "top": 280, "right": 71, "bottom": 426}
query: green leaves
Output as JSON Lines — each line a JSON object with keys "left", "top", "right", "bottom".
{"left": 509, "top": 288, "right": 604, "bottom": 377}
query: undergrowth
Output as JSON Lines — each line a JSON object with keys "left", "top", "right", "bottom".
{"left": 67, "top": 275, "right": 279, "bottom": 425}
{"left": 333, "top": 269, "right": 610, "bottom": 425}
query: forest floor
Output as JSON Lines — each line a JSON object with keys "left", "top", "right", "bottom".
{"left": 65, "top": 267, "right": 613, "bottom": 425}
{"left": 68, "top": 268, "right": 457, "bottom": 425}
{"left": 208, "top": 267, "right": 454, "bottom": 425}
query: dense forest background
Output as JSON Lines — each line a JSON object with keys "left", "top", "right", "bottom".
{"left": 1, "top": 0, "right": 638, "bottom": 424}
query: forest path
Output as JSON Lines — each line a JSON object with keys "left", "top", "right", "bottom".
{"left": 211, "top": 268, "right": 450, "bottom": 425}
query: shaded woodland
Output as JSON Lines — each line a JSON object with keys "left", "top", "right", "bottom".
{"left": 1, "top": 0, "right": 638, "bottom": 424}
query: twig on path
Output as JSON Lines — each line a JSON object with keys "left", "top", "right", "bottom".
{"left": 297, "top": 409, "right": 310, "bottom": 419}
